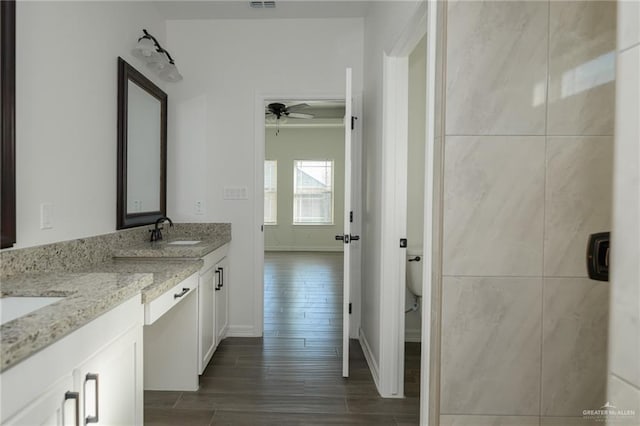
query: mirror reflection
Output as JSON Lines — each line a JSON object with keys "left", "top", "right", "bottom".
{"left": 127, "top": 80, "right": 161, "bottom": 213}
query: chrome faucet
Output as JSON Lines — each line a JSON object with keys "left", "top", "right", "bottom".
{"left": 149, "top": 216, "right": 173, "bottom": 242}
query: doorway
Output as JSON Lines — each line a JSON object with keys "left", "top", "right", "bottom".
{"left": 253, "top": 91, "right": 363, "bottom": 378}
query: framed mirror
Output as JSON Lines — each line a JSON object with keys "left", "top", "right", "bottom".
{"left": 117, "top": 57, "right": 167, "bottom": 229}
{"left": 1, "top": 0, "right": 16, "bottom": 249}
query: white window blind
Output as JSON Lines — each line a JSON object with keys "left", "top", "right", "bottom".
{"left": 264, "top": 160, "right": 277, "bottom": 225}
{"left": 293, "top": 160, "right": 334, "bottom": 225}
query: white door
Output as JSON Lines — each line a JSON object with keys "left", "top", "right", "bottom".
{"left": 339, "top": 68, "right": 355, "bottom": 378}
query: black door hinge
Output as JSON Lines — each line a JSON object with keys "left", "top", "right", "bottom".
{"left": 350, "top": 211, "right": 353, "bottom": 223}
{"left": 351, "top": 116, "right": 358, "bottom": 130}
{"left": 400, "top": 238, "right": 407, "bottom": 248}
{"left": 349, "top": 303, "right": 352, "bottom": 314}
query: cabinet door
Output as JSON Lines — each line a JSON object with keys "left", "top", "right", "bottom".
{"left": 198, "top": 266, "right": 216, "bottom": 374}
{"left": 215, "top": 257, "right": 229, "bottom": 344}
{"left": 3, "top": 375, "right": 76, "bottom": 426}
{"left": 74, "top": 325, "right": 142, "bottom": 426}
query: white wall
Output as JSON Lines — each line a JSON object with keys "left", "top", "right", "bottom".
{"left": 607, "top": 3, "right": 640, "bottom": 423}
{"left": 264, "top": 126, "right": 345, "bottom": 252}
{"left": 405, "top": 35, "right": 427, "bottom": 341}
{"left": 165, "top": 18, "right": 364, "bottom": 336}
{"left": 14, "top": 1, "right": 166, "bottom": 249}
{"left": 360, "top": 0, "right": 423, "bottom": 381}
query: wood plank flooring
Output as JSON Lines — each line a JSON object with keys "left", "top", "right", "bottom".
{"left": 145, "top": 252, "right": 420, "bottom": 425}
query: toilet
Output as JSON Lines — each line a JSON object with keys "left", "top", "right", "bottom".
{"left": 406, "top": 249, "right": 423, "bottom": 297}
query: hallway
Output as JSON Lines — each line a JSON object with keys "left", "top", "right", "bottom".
{"left": 145, "top": 252, "right": 419, "bottom": 425}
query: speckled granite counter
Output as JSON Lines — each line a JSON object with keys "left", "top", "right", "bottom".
{"left": 0, "top": 272, "right": 152, "bottom": 372}
{"left": 0, "top": 222, "right": 231, "bottom": 373}
{"left": 112, "top": 236, "right": 229, "bottom": 259}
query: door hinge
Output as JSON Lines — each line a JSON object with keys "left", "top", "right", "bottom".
{"left": 351, "top": 116, "right": 358, "bottom": 130}
{"left": 350, "top": 211, "right": 353, "bottom": 223}
{"left": 400, "top": 238, "right": 407, "bottom": 248}
{"left": 349, "top": 303, "right": 352, "bottom": 314}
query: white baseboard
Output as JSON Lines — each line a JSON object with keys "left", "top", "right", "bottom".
{"left": 359, "top": 328, "right": 380, "bottom": 391}
{"left": 226, "top": 325, "right": 260, "bottom": 337}
{"left": 405, "top": 328, "right": 422, "bottom": 343}
{"left": 264, "top": 246, "right": 343, "bottom": 252}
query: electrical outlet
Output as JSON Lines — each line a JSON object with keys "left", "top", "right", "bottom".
{"left": 195, "top": 200, "right": 204, "bottom": 215}
{"left": 133, "top": 200, "right": 142, "bottom": 212}
{"left": 40, "top": 203, "right": 53, "bottom": 229}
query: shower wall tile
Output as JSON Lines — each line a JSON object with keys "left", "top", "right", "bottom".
{"left": 609, "top": 46, "right": 640, "bottom": 389}
{"left": 441, "top": 277, "right": 542, "bottom": 415}
{"left": 443, "top": 136, "right": 545, "bottom": 276}
{"left": 440, "top": 415, "right": 539, "bottom": 426}
{"left": 544, "top": 137, "right": 614, "bottom": 277}
{"left": 541, "top": 278, "right": 609, "bottom": 416}
{"left": 445, "top": 0, "right": 548, "bottom": 135}
{"left": 607, "top": 375, "right": 640, "bottom": 425}
{"left": 618, "top": 0, "right": 640, "bottom": 51}
{"left": 547, "top": 1, "right": 617, "bottom": 136}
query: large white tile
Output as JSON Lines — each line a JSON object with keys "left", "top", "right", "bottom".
{"left": 440, "top": 415, "right": 539, "bottom": 426}
{"left": 443, "top": 136, "right": 545, "bottom": 276}
{"left": 541, "top": 278, "right": 609, "bottom": 416}
{"left": 609, "top": 46, "right": 640, "bottom": 388}
{"left": 445, "top": 0, "right": 548, "bottom": 135}
{"left": 441, "top": 277, "right": 542, "bottom": 415}
{"left": 607, "top": 374, "right": 640, "bottom": 425}
{"left": 544, "top": 137, "right": 614, "bottom": 277}
{"left": 618, "top": 0, "right": 640, "bottom": 51}
{"left": 548, "top": 1, "right": 617, "bottom": 135}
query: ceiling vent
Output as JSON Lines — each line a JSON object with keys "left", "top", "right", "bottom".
{"left": 250, "top": 1, "right": 276, "bottom": 8}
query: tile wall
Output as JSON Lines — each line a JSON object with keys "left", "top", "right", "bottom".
{"left": 606, "top": 1, "right": 640, "bottom": 425}
{"left": 440, "top": 1, "right": 616, "bottom": 424}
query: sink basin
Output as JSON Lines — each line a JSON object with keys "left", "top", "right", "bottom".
{"left": 166, "top": 240, "right": 201, "bottom": 246}
{"left": 1, "top": 297, "right": 65, "bottom": 325}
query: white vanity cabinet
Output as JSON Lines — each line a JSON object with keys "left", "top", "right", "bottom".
{"left": 1, "top": 296, "right": 143, "bottom": 426}
{"left": 197, "top": 243, "right": 229, "bottom": 374}
{"left": 214, "top": 256, "right": 229, "bottom": 345}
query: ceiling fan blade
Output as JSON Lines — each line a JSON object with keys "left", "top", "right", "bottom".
{"left": 286, "top": 103, "right": 310, "bottom": 111}
{"left": 287, "top": 112, "right": 314, "bottom": 119}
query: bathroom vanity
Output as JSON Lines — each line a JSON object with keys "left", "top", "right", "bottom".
{"left": 0, "top": 223, "right": 231, "bottom": 425}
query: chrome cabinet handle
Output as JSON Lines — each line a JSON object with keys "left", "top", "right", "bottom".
{"left": 174, "top": 288, "right": 190, "bottom": 298}
{"left": 64, "top": 391, "right": 80, "bottom": 426}
{"left": 85, "top": 373, "right": 99, "bottom": 424}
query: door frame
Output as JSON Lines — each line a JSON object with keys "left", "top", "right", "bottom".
{"left": 253, "top": 90, "right": 363, "bottom": 339}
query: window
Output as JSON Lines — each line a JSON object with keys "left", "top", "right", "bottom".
{"left": 293, "top": 160, "right": 334, "bottom": 225}
{"left": 264, "top": 160, "right": 277, "bottom": 224}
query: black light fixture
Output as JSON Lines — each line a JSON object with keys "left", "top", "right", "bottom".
{"left": 132, "top": 29, "right": 182, "bottom": 82}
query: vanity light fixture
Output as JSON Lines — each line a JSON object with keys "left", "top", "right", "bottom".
{"left": 131, "top": 29, "right": 182, "bottom": 82}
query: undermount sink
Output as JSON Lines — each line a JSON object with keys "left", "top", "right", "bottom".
{"left": 1, "top": 297, "right": 65, "bottom": 325}
{"left": 166, "top": 240, "right": 201, "bottom": 246}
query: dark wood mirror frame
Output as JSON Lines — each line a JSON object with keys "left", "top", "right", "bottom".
{"left": 1, "top": 0, "right": 16, "bottom": 249}
{"left": 117, "top": 57, "right": 167, "bottom": 230}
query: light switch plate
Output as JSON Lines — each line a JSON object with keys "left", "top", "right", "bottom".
{"left": 224, "top": 187, "right": 248, "bottom": 200}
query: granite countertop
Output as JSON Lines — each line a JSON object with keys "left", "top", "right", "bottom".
{"left": 0, "top": 258, "right": 204, "bottom": 372}
{"left": 112, "top": 236, "right": 229, "bottom": 259}
{"left": 0, "top": 271, "right": 152, "bottom": 372}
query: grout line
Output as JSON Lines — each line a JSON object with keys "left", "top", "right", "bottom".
{"left": 610, "top": 372, "right": 640, "bottom": 391}
{"left": 619, "top": 40, "right": 640, "bottom": 54}
{"left": 540, "top": 0, "right": 551, "bottom": 421}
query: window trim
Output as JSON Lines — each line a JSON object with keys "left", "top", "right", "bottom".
{"left": 264, "top": 159, "right": 278, "bottom": 225}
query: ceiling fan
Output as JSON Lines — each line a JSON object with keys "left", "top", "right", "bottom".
{"left": 265, "top": 102, "right": 314, "bottom": 120}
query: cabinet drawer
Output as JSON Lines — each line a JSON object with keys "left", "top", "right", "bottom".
{"left": 144, "top": 272, "right": 198, "bottom": 325}
{"left": 201, "top": 244, "right": 229, "bottom": 273}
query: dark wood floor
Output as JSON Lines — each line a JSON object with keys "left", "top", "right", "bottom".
{"left": 145, "top": 252, "right": 420, "bottom": 425}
